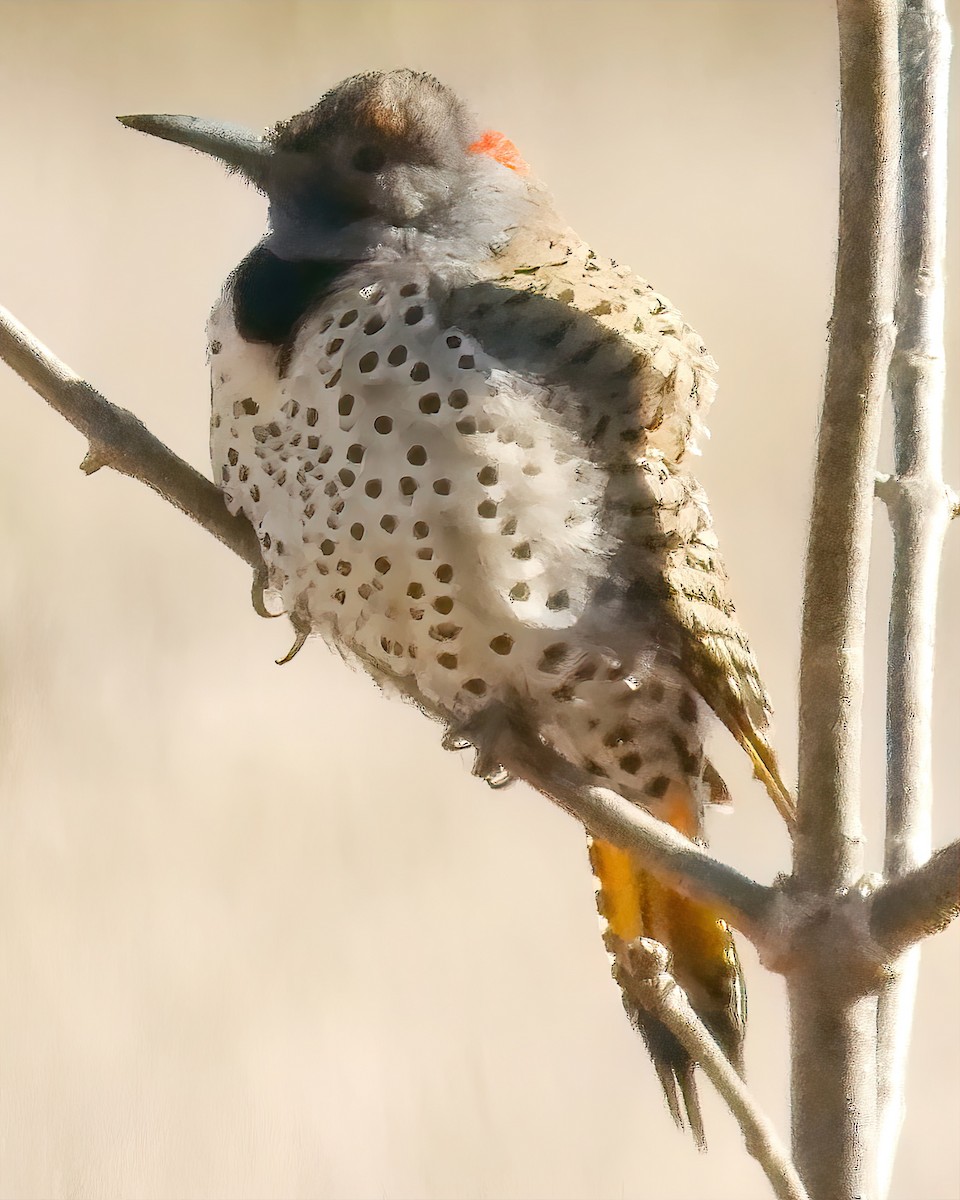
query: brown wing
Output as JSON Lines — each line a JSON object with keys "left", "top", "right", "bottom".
{"left": 628, "top": 455, "right": 795, "bottom": 824}
{"left": 464, "top": 183, "right": 793, "bottom": 822}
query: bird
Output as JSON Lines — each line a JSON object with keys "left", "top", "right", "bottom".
{"left": 120, "top": 69, "right": 793, "bottom": 1145}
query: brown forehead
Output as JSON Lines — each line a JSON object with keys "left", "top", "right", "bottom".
{"left": 356, "top": 96, "right": 410, "bottom": 139}
{"left": 271, "top": 71, "right": 470, "bottom": 156}
{"left": 273, "top": 90, "right": 414, "bottom": 152}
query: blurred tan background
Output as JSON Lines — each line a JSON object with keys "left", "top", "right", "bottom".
{"left": 0, "top": 2, "right": 957, "bottom": 1198}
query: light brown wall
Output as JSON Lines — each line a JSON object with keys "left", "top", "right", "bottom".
{"left": 0, "top": 3, "right": 957, "bottom": 1197}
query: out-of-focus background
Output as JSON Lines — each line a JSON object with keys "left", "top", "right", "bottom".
{"left": 0, "top": 3, "right": 956, "bottom": 1198}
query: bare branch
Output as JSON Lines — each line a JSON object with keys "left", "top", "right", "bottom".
{"left": 790, "top": 1, "right": 901, "bottom": 1196}
{"left": 0, "top": 304, "right": 261, "bottom": 568}
{"left": 883, "top": 0, "right": 953, "bottom": 902}
{"left": 870, "top": 838, "right": 960, "bottom": 955}
{"left": 875, "top": 3, "right": 955, "bottom": 1193}
{"left": 479, "top": 721, "right": 777, "bottom": 944}
{"left": 622, "top": 939, "right": 810, "bottom": 1200}
{"left": 796, "top": 0, "right": 898, "bottom": 893}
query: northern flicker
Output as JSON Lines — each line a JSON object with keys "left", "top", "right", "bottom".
{"left": 120, "top": 70, "right": 793, "bottom": 1144}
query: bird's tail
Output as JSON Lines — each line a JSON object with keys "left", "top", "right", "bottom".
{"left": 588, "top": 781, "right": 745, "bottom": 1148}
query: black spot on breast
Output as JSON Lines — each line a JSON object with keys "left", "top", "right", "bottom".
{"left": 645, "top": 775, "right": 670, "bottom": 799}
{"left": 568, "top": 339, "right": 603, "bottom": 366}
{"left": 231, "top": 245, "right": 357, "bottom": 349}
{"left": 537, "top": 320, "right": 573, "bottom": 350}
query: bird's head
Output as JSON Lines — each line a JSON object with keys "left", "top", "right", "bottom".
{"left": 119, "top": 70, "right": 530, "bottom": 260}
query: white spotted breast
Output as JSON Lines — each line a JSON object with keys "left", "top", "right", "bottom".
{"left": 208, "top": 259, "right": 616, "bottom": 721}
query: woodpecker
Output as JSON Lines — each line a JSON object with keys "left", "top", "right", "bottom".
{"left": 120, "top": 70, "right": 793, "bottom": 1145}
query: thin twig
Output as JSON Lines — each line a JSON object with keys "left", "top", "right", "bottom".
{"left": 870, "top": 838, "right": 960, "bottom": 956}
{"left": 622, "top": 939, "right": 810, "bottom": 1200}
{"left": 875, "top": 3, "right": 955, "bottom": 1194}
{"left": 791, "top": 1, "right": 901, "bottom": 1196}
{"left": 0, "top": 304, "right": 261, "bottom": 568}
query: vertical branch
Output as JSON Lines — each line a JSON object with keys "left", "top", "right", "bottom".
{"left": 876, "top": 3, "right": 955, "bottom": 1196}
{"left": 792, "top": 1, "right": 900, "bottom": 1197}
{"left": 797, "top": 0, "right": 899, "bottom": 893}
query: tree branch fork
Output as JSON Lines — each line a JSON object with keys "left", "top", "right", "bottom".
{"left": 1, "top": 302, "right": 955, "bottom": 997}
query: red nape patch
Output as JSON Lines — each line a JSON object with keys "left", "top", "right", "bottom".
{"left": 468, "top": 130, "right": 528, "bottom": 173}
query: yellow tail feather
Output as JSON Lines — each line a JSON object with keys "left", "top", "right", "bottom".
{"left": 589, "top": 796, "right": 746, "bottom": 1144}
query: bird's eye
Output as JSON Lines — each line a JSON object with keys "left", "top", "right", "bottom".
{"left": 352, "top": 145, "right": 387, "bottom": 174}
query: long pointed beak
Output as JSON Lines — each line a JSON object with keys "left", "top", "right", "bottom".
{"left": 117, "top": 113, "right": 272, "bottom": 181}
